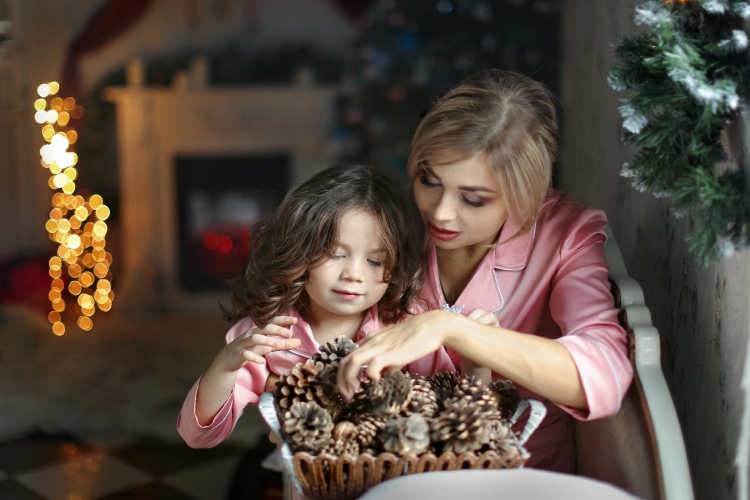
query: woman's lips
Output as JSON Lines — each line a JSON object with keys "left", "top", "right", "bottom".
{"left": 428, "top": 223, "right": 461, "bottom": 241}
{"left": 333, "top": 290, "right": 362, "bottom": 300}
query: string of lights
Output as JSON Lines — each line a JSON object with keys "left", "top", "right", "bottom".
{"left": 35, "top": 81, "right": 114, "bottom": 335}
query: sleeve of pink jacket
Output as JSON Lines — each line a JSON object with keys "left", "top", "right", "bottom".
{"left": 176, "top": 317, "right": 271, "bottom": 448}
{"left": 551, "top": 206, "right": 633, "bottom": 421}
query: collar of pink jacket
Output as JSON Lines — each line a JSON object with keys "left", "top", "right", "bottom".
{"left": 287, "top": 304, "right": 382, "bottom": 358}
{"left": 423, "top": 191, "right": 560, "bottom": 315}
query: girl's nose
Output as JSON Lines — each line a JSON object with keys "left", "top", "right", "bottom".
{"left": 341, "top": 259, "right": 364, "bottom": 281}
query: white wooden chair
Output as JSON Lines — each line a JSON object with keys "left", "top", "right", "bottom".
{"left": 573, "top": 226, "right": 694, "bottom": 500}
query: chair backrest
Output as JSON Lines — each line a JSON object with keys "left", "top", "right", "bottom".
{"left": 574, "top": 227, "right": 694, "bottom": 500}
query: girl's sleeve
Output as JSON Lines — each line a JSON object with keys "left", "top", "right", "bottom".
{"left": 176, "top": 317, "right": 271, "bottom": 448}
{"left": 551, "top": 206, "right": 634, "bottom": 421}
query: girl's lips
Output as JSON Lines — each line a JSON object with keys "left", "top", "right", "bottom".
{"left": 333, "top": 290, "right": 362, "bottom": 300}
{"left": 428, "top": 222, "right": 461, "bottom": 241}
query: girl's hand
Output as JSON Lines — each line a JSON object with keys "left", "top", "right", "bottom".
{"left": 336, "top": 310, "right": 457, "bottom": 399}
{"left": 467, "top": 308, "right": 499, "bottom": 326}
{"left": 212, "top": 316, "right": 301, "bottom": 373}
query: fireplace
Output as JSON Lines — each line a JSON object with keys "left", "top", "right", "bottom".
{"left": 105, "top": 58, "right": 338, "bottom": 310}
{"left": 176, "top": 154, "right": 289, "bottom": 291}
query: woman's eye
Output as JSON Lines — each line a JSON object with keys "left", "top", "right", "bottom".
{"left": 332, "top": 253, "right": 345, "bottom": 259}
{"left": 462, "top": 197, "right": 485, "bottom": 208}
{"left": 419, "top": 174, "right": 439, "bottom": 187}
{"left": 367, "top": 259, "right": 383, "bottom": 267}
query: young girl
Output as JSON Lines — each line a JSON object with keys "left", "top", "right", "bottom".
{"left": 177, "top": 164, "right": 455, "bottom": 448}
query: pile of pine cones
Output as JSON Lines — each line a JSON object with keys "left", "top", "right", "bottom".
{"left": 274, "top": 336, "right": 526, "bottom": 460}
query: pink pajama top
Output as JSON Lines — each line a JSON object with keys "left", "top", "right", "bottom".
{"left": 420, "top": 189, "right": 633, "bottom": 472}
{"left": 177, "top": 305, "right": 455, "bottom": 448}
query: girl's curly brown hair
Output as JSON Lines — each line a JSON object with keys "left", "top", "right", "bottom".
{"left": 222, "top": 164, "right": 424, "bottom": 327}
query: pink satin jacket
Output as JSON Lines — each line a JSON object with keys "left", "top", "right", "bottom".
{"left": 419, "top": 189, "right": 633, "bottom": 472}
{"left": 177, "top": 305, "right": 455, "bottom": 448}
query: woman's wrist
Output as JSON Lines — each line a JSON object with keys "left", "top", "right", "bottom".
{"left": 432, "top": 310, "right": 466, "bottom": 351}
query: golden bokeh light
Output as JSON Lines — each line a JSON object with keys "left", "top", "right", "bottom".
{"left": 37, "top": 83, "right": 113, "bottom": 334}
{"left": 95, "top": 205, "right": 110, "bottom": 220}
{"left": 80, "top": 272, "right": 94, "bottom": 287}
{"left": 93, "top": 221, "right": 107, "bottom": 237}
{"left": 57, "top": 112, "right": 70, "bottom": 127}
{"left": 67, "top": 234, "right": 81, "bottom": 249}
{"left": 68, "top": 264, "right": 81, "bottom": 278}
{"left": 78, "top": 316, "right": 93, "bottom": 331}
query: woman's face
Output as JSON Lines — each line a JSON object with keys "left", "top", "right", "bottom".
{"left": 413, "top": 154, "right": 508, "bottom": 252}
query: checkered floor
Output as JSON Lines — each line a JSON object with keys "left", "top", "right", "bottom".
{"left": 0, "top": 434, "right": 283, "bottom": 500}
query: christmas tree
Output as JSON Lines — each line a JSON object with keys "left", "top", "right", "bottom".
{"left": 609, "top": 0, "right": 750, "bottom": 263}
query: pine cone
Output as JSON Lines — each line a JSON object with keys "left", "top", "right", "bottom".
{"left": 403, "top": 374, "right": 438, "bottom": 418}
{"left": 349, "top": 371, "right": 412, "bottom": 417}
{"left": 351, "top": 414, "right": 386, "bottom": 450}
{"left": 485, "top": 418, "right": 522, "bottom": 454}
{"left": 454, "top": 373, "right": 484, "bottom": 402}
{"left": 488, "top": 379, "right": 521, "bottom": 420}
{"left": 381, "top": 414, "right": 430, "bottom": 456}
{"left": 313, "top": 336, "right": 358, "bottom": 368}
{"left": 322, "top": 421, "right": 361, "bottom": 456}
{"left": 274, "top": 359, "right": 345, "bottom": 419}
{"left": 430, "top": 371, "right": 461, "bottom": 409}
{"left": 282, "top": 401, "right": 334, "bottom": 453}
{"left": 431, "top": 397, "right": 500, "bottom": 453}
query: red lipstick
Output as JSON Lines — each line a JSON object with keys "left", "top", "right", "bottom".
{"left": 428, "top": 223, "right": 461, "bottom": 241}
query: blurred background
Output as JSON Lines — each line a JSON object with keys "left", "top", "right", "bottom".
{"left": 0, "top": 1, "right": 748, "bottom": 500}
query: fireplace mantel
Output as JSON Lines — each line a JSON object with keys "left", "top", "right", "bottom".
{"left": 105, "top": 65, "right": 339, "bottom": 310}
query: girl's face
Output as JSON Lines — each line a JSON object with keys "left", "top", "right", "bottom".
{"left": 304, "top": 209, "right": 390, "bottom": 323}
{"left": 413, "top": 154, "right": 508, "bottom": 252}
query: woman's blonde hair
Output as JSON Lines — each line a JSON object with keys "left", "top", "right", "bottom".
{"left": 407, "top": 69, "right": 558, "bottom": 235}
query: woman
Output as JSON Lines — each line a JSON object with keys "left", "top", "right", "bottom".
{"left": 337, "top": 69, "right": 633, "bottom": 472}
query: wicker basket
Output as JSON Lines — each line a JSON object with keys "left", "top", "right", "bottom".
{"left": 258, "top": 392, "right": 546, "bottom": 500}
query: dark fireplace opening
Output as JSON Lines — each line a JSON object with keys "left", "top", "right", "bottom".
{"left": 176, "top": 155, "right": 289, "bottom": 291}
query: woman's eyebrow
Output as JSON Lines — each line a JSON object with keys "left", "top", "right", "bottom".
{"left": 425, "top": 167, "right": 496, "bottom": 194}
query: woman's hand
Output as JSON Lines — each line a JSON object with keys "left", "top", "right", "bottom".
{"left": 212, "top": 316, "right": 301, "bottom": 373}
{"left": 336, "top": 310, "right": 457, "bottom": 399}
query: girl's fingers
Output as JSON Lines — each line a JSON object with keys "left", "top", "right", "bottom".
{"left": 242, "top": 349, "right": 266, "bottom": 364}
{"left": 467, "top": 308, "right": 488, "bottom": 321}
